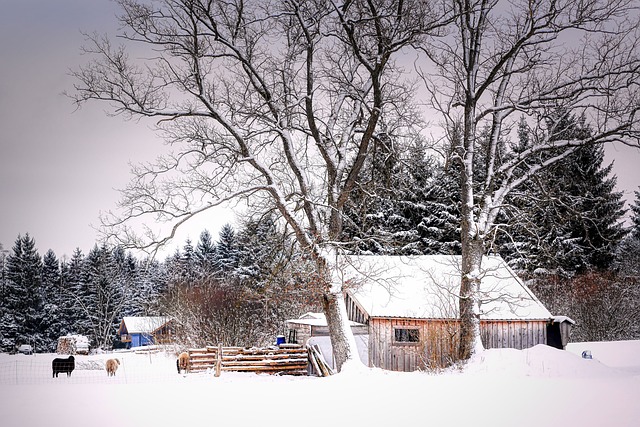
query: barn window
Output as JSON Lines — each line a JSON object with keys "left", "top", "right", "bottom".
{"left": 394, "top": 327, "right": 420, "bottom": 344}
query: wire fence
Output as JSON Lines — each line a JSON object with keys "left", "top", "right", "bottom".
{"left": 0, "top": 352, "right": 215, "bottom": 385}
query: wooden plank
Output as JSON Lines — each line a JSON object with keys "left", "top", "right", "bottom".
{"left": 307, "top": 347, "right": 322, "bottom": 376}
{"left": 310, "top": 344, "right": 331, "bottom": 377}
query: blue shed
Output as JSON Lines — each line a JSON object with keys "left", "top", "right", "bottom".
{"left": 117, "top": 317, "right": 173, "bottom": 348}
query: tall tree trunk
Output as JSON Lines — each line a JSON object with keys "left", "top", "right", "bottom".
{"left": 458, "top": 237, "right": 485, "bottom": 360}
{"left": 458, "top": 94, "right": 484, "bottom": 360}
{"left": 322, "top": 288, "right": 360, "bottom": 372}
{"left": 316, "top": 250, "right": 362, "bottom": 372}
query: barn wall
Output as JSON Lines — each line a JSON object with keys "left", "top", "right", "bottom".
{"left": 369, "top": 318, "right": 548, "bottom": 371}
{"left": 480, "top": 320, "right": 547, "bottom": 350}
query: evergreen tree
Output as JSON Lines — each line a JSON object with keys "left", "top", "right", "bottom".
{"left": 138, "top": 257, "right": 168, "bottom": 315}
{"left": 62, "top": 248, "right": 90, "bottom": 337}
{"left": 84, "top": 244, "right": 126, "bottom": 349}
{"left": 343, "top": 137, "right": 460, "bottom": 255}
{"left": 41, "top": 249, "right": 64, "bottom": 351}
{"left": 614, "top": 188, "right": 640, "bottom": 278}
{"left": 501, "top": 112, "right": 626, "bottom": 274}
{"left": 113, "top": 247, "right": 141, "bottom": 317}
{"left": 1, "top": 234, "right": 44, "bottom": 351}
{"left": 215, "top": 224, "right": 239, "bottom": 275}
{"left": 630, "top": 189, "right": 640, "bottom": 238}
{"left": 0, "top": 242, "right": 7, "bottom": 301}
{"left": 181, "top": 239, "right": 198, "bottom": 283}
{"left": 196, "top": 230, "right": 217, "bottom": 275}
{"left": 236, "top": 214, "right": 289, "bottom": 285}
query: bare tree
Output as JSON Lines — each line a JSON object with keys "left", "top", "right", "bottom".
{"left": 69, "top": 0, "right": 447, "bottom": 371}
{"left": 419, "top": 0, "right": 640, "bottom": 359}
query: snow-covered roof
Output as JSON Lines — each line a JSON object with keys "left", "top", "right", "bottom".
{"left": 551, "top": 315, "right": 576, "bottom": 324}
{"left": 120, "top": 317, "right": 171, "bottom": 334}
{"left": 287, "top": 312, "right": 365, "bottom": 327}
{"left": 339, "top": 255, "right": 552, "bottom": 321}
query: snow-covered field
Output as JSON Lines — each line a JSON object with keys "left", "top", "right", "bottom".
{"left": 1, "top": 341, "right": 639, "bottom": 427}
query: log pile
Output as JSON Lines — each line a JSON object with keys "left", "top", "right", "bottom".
{"left": 56, "top": 335, "right": 89, "bottom": 355}
{"left": 188, "top": 344, "right": 309, "bottom": 376}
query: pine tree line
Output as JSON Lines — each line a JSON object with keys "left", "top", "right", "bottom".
{"left": 0, "top": 215, "right": 319, "bottom": 353}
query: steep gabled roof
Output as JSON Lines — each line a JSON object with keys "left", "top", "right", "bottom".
{"left": 339, "top": 255, "right": 551, "bottom": 321}
{"left": 119, "top": 316, "right": 171, "bottom": 335}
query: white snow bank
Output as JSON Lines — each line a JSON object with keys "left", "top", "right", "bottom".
{"left": 464, "top": 344, "right": 626, "bottom": 378}
{"left": 1, "top": 340, "right": 639, "bottom": 427}
{"left": 567, "top": 340, "right": 640, "bottom": 371}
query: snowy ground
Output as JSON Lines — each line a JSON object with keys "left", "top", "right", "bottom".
{"left": 0, "top": 341, "right": 638, "bottom": 427}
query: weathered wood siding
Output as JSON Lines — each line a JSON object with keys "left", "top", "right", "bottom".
{"left": 480, "top": 320, "right": 547, "bottom": 351}
{"left": 368, "top": 318, "right": 548, "bottom": 371}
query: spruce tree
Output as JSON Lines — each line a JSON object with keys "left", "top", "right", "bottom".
{"left": 41, "top": 249, "right": 64, "bottom": 351}
{"left": 2, "top": 234, "right": 44, "bottom": 351}
{"left": 215, "top": 224, "right": 240, "bottom": 275}
{"left": 630, "top": 190, "right": 640, "bottom": 238}
{"left": 615, "top": 188, "right": 640, "bottom": 278}
{"left": 84, "top": 244, "right": 126, "bottom": 349}
{"left": 62, "top": 248, "right": 90, "bottom": 337}
{"left": 196, "top": 230, "right": 217, "bottom": 275}
{"left": 502, "top": 112, "right": 626, "bottom": 274}
{"left": 236, "top": 214, "right": 289, "bottom": 285}
{"left": 343, "top": 137, "right": 460, "bottom": 255}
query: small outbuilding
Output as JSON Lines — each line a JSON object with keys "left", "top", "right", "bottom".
{"left": 339, "top": 255, "right": 560, "bottom": 371}
{"left": 117, "top": 316, "right": 173, "bottom": 348}
{"left": 285, "top": 312, "right": 369, "bottom": 371}
{"left": 285, "top": 312, "right": 368, "bottom": 345}
{"left": 546, "top": 315, "right": 575, "bottom": 350}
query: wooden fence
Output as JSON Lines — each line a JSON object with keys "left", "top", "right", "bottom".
{"left": 187, "top": 344, "right": 310, "bottom": 376}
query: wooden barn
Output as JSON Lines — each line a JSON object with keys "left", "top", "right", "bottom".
{"left": 340, "top": 255, "right": 559, "bottom": 371}
{"left": 117, "top": 316, "right": 174, "bottom": 348}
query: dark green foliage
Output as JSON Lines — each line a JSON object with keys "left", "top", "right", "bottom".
{"left": 1, "top": 234, "right": 43, "bottom": 351}
{"left": 196, "top": 230, "right": 216, "bottom": 274}
{"left": 501, "top": 113, "right": 626, "bottom": 274}
{"left": 343, "top": 138, "right": 461, "bottom": 255}
{"left": 40, "top": 250, "right": 65, "bottom": 351}
{"left": 215, "top": 224, "right": 240, "bottom": 274}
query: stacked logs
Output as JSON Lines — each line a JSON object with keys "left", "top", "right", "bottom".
{"left": 188, "top": 344, "right": 309, "bottom": 376}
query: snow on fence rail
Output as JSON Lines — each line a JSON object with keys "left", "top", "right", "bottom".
{"left": 187, "top": 344, "right": 310, "bottom": 376}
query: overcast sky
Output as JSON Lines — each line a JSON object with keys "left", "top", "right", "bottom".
{"left": 1, "top": 0, "right": 638, "bottom": 259}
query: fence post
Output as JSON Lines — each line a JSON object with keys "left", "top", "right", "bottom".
{"left": 215, "top": 343, "right": 222, "bottom": 377}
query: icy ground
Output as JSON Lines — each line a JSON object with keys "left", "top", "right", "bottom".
{"left": 0, "top": 340, "right": 638, "bottom": 427}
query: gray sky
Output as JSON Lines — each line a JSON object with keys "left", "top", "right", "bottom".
{"left": 0, "top": 0, "right": 638, "bottom": 259}
{"left": 0, "top": 0, "right": 231, "bottom": 258}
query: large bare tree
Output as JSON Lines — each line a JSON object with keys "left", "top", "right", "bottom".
{"left": 420, "top": 0, "right": 640, "bottom": 359}
{"left": 70, "top": 0, "right": 448, "bottom": 371}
